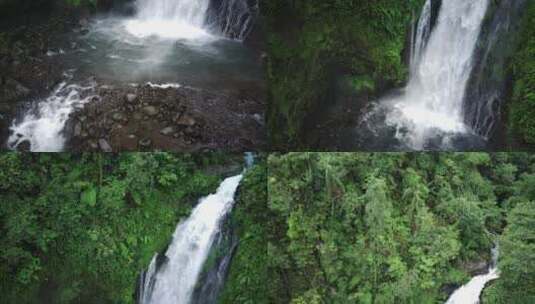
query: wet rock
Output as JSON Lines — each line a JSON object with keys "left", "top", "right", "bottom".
{"left": 17, "top": 140, "right": 31, "bottom": 152}
{"left": 79, "top": 18, "right": 89, "bottom": 28}
{"left": 160, "top": 126, "right": 175, "bottom": 136}
{"left": 98, "top": 138, "right": 112, "bottom": 152}
{"left": 125, "top": 93, "right": 137, "bottom": 103}
{"left": 0, "top": 78, "right": 31, "bottom": 103}
{"left": 73, "top": 122, "right": 82, "bottom": 137}
{"left": 462, "top": 259, "right": 489, "bottom": 276}
{"left": 142, "top": 106, "right": 158, "bottom": 116}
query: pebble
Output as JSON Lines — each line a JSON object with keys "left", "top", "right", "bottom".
{"left": 176, "top": 114, "right": 196, "bottom": 126}
{"left": 112, "top": 112, "right": 126, "bottom": 122}
{"left": 98, "top": 139, "right": 112, "bottom": 152}
{"left": 125, "top": 93, "right": 137, "bottom": 103}
{"left": 160, "top": 126, "right": 175, "bottom": 136}
{"left": 142, "top": 106, "right": 158, "bottom": 116}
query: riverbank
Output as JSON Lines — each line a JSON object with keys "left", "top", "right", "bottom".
{"left": 0, "top": 0, "right": 266, "bottom": 152}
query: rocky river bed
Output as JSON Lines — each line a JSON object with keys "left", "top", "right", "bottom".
{"left": 0, "top": 1, "right": 266, "bottom": 152}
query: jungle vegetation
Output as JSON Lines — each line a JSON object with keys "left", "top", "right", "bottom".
{"left": 0, "top": 153, "right": 244, "bottom": 303}
{"left": 266, "top": 153, "right": 535, "bottom": 303}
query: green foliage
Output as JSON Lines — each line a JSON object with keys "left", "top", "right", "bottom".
{"left": 266, "top": 153, "right": 535, "bottom": 303}
{"left": 493, "top": 201, "right": 535, "bottom": 303}
{"left": 0, "top": 153, "right": 239, "bottom": 303}
{"left": 219, "top": 157, "right": 269, "bottom": 304}
{"left": 508, "top": 2, "right": 535, "bottom": 145}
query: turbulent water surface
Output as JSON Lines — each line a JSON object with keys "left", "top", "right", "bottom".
{"left": 7, "top": 0, "right": 261, "bottom": 152}
{"left": 138, "top": 174, "right": 243, "bottom": 304}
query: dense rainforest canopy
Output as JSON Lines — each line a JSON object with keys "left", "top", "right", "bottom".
{"left": 0, "top": 153, "right": 252, "bottom": 303}
{"left": 267, "top": 153, "right": 535, "bottom": 303}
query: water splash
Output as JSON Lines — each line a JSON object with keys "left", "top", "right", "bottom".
{"left": 383, "top": 0, "right": 489, "bottom": 149}
{"left": 139, "top": 174, "right": 243, "bottom": 304}
{"left": 125, "top": 0, "right": 213, "bottom": 40}
{"left": 7, "top": 77, "right": 98, "bottom": 152}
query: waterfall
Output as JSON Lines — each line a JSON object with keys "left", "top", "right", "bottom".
{"left": 190, "top": 218, "right": 238, "bottom": 304}
{"left": 7, "top": 77, "right": 98, "bottom": 152}
{"left": 136, "top": 0, "right": 210, "bottom": 27}
{"left": 206, "top": 0, "right": 259, "bottom": 40}
{"left": 126, "top": 0, "right": 256, "bottom": 40}
{"left": 410, "top": 0, "right": 432, "bottom": 72}
{"left": 384, "top": 0, "right": 489, "bottom": 149}
{"left": 125, "top": 0, "right": 212, "bottom": 39}
{"left": 445, "top": 246, "right": 500, "bottom": 304}
{"left": 138, "top": 174, "right": 243, "bottom": 304}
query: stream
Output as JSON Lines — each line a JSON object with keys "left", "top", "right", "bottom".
{"left": 138, "top": 174, "right": 243, "bottom": 304}
{"left": 446, "top": 246, "right": 500, "bottom": 304}
{"left": 138, "top": 153, "right": 253, "bottom": 304}
{"left": 6, "top": 0, "right": 262, "bottom": 152}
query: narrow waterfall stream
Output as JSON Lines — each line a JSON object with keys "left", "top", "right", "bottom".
{"left": 6, "top": 0, "right": 262, "bottom": 152}
{"left": 446, "top": 246, "right": 500, "bottom": 304}
{"left": 355, "top": 0, "right": 491, "bottom": 150}
{"left": 385, "top": 0, "right": 489, "bottom": 149}
{"left": 138, "top": 169, "right": 246, "bottom": 304}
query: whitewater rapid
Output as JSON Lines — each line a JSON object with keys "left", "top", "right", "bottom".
{"left": 446, "top": 246, "right": 500, "bottom": 304}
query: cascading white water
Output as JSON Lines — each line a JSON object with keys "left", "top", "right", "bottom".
{"left": 446, "top": 245, "right": 499, "bottom": 304}
{"left": 206, "top": 0, "right": 258, "bottom": 40}
{"left": 410, "top": 0, "right": 432, "bottom": 73}
{"left": 139, "top": 174, "right": 243, "bottom": 304}
{"left": 7, "top": 77, "right": 98, "bottom": 152}
{"left": 384, "top": 0, "right": 489, "bottom": 149}
{"left": 136, "top": 0, "right": 210, "bottom": 26}
{"left": 125, "top": 0, "right": 213, "bottom": 39}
